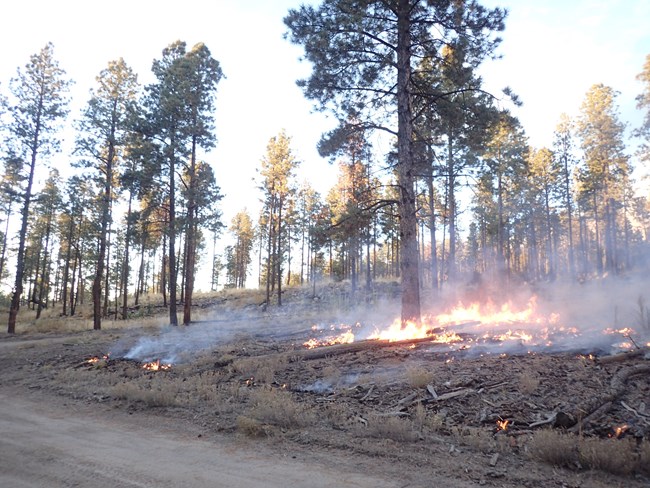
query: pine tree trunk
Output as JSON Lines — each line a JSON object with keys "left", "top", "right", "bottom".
{"left": 9, "top": 120, "right": 41, "bottom": 334}
{"left": 277, "top": 199, "right": 283, "bottom": 306}
{"left": 168, "top": 144, "right": 178, "bottom": 326}
{"left": 447, "top": 133, "right": 457, "bottom": 282}
{"left": 121, "top": 193, "right": 133, "bottom": 320}
{"left": 563, "top": 153, "right": 575, "bottom": 278}
{"left": 396, "top": 0, "right": 420, "bottom": 324}
{"left": 0, "top": 201, "right": 11, "bottom": 287}
{"left": 426, "top": 171, "right": 438, "bottom": 292}
{"left": 36, "top": 210, "right": 53, "bottom": 319}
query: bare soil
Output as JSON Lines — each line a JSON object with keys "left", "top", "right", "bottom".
{"left": 1, "top": 293, "right": 649, "bottom": 488}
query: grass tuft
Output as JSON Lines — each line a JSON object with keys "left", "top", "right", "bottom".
{"left": 530, "top": 429, "right": 650, "bottom": 475}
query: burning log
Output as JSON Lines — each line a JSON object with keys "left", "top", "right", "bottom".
{"left": 290, "top": 336, "right": 440, "bottom": 362}
{"left": 597, "top": 347, "right": 650, "bottom": 365}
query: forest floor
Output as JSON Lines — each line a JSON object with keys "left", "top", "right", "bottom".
{"left": 1, "top": 283, "right": 650, "bottom": 487}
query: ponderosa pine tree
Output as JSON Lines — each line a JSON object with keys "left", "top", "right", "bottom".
{"left": 0, "top": 157, "right": 22, "bottom": 286}
{"left": 284, "top": 0, "right": 505, "bottom": 324}
{"left": 527, "top": 147, "right": 561, "bottom": 280}
{"left": 480, "top": 113, "right": 528, "bottom": 279}
{"left": 552, "top": 113, "right": 578, "bottom": 278}
{"left": 414, "top": 39, "right": 499, "bottom": 286}
{"left": 75, "top": 58, "right": 139, "bottom": 330}
{"left": 576, "top": 84, "right": 631, "bottom": 274}
{"left": 142, "top": 41, "right": 222, "bottom": 326}
{"left": 635, "top": 53, "right": 650, "bottom": 164}
{"left": 58, "top": 176, "right": 85, "bottom": 316}
{"left": 318, "top": 120, "right": 375, "bottom": 294}
{"left": 31, "top": 169, "right": 62, "bottom": 318}
{"left": 258, "top": 130, "right": 300, "bottom": 306}
{"left": 179, "top": 43, "right": 223, "bottom": 325}
{"left": 141, "top": 42, "right": 188, "bottom": 325}
{"left": 227, "top": 209, "right": 254, "bottom": 288}
{"left": 6, "top": 43, "right": 70, "bottom": 334}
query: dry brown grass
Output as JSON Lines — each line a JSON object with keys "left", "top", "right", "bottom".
{"left": 231, "top": 355, "right": 288, "bottom": 385}
{"left": 364, "top": 413, "right": 419, "bottom": 442}
{"left": 529, "top": 429, "right": 650, "bottom": 475}
{"left": 517, "top": 371, "right": 540, "bottom": 395}
{"left": 405, "top": 365, "right": 434, "bottom": 389}
{"left": 111, "top": 378, "right": 180, "bottom": 407}
{"left": 236, "top": 415, "right": 271, "bottom": 437}
{"left": 239, "top": 387, "right": 314, "bottom": 434}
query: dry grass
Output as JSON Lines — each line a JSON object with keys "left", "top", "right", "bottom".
{"left": 240, "top": 387, "right": 314, "bottom": 434}
{"left": 517, "top": 372, "right": 540, "bottom": 395}
{"left": 364, "top": 413, "right": 419, "bottom": 442}
{"left": 405, "top": 365, "right": 434, "bottom": 389}
{"left": 450, "top": 425, "right": 495, "bottom": 452}
{"left": 112, "top": 379, "right": 179, "bottom": 407}
{"left": 231, "top": 355, "right": 288, "bottom": 385}
{"left": 529, "top": 429, "right": 650, "bottom": 475}
{"left": 236, "top": 415, "right": 271, "bottom": 437}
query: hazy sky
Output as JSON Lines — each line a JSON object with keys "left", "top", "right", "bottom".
{"left": 1, "top": 0, "right": 649, "bottom": 288}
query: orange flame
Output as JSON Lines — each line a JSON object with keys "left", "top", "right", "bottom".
{"left": 86, "top": 354, "right": 110, "bottom": 364}
{"left": 303, "top": 329, "right": 356, "bottom": 349}
{"left": 142, "top": 359, "right": 171, "bottom": 371}
{"left": 610, "top": 424, "right": 629, "bottom": 438}
{"left": 496, "top": 419, "right": 510, "bottom": 431}
{"left": 303, "top": 296, "right": 565, "bottom": 349}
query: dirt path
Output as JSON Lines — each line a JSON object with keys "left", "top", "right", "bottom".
{"left": 0, "top": 390, "right": 402, "bottom": 488}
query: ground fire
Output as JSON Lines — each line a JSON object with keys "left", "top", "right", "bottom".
{"left": 302, "top": 296, "right": 647, "bottom": 356}
{"left": 141, "top": 359, "right": 172, "bottom": 371}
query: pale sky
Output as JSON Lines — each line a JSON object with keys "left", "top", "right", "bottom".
{"left": 1, "top": 0, "right": 649, "bottom": 289}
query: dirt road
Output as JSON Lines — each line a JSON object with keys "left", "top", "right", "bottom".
{"left": 0, "top": 390, "right": 401, "bottom": 488}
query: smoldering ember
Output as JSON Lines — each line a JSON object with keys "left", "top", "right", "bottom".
{"left": 1, "top": 278, "right": 650, "bottom": 487}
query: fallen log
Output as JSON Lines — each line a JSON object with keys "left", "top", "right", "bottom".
{"left": 569, "top": 363, "right": 650, "bottom": 433}
{"left": 597, "top": 347, "right": 649, "bottom": 365}
{"left": 289, "top": 336, "right": 440, "bottom": 362}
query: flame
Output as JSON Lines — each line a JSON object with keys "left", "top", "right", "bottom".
{"left": 303, "top": 296, "right": 564, "bottom": 349}
{"left": 142, "top": 359, "right": 171, "bottom": 371}
{"left": 496, "top": 419, "right": 510, "bottom": 431}
{"left": 86, "top": 354, "right": 110, "bottom": 364}
{"left": 610, "top": 424, "right": 629, "bottom": 438}
{"left": 301, "top": 295, "right": 644, "bottom": 353}
{"left": 303, "top": 328, "right": 356, "bottom": 348}
{"left": 435, "top": 297, "right": 555, "bottom": 326}
{"left": 604, "top": 327, "right": 636, "bottom": 336}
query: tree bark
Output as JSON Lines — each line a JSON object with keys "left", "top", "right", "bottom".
{"left": 8, "top": 113, "right": 41, "bottom": 334}
{"left": 121, "top": 193, "right": 133, "bottom": 320}
{"left": 447, "top": 132, "right": 457, "bottom": 281}
{"left": 426, "top": 170, "right": 438, "bottom": 292}
{"left": 396, "top": 0, "right": 420, "bottom": 324}
{"left": 168, "top": 142, "right": 178, "bottom": 326}
{"left": 183, "top": 137, "right": 198, "bottom": 326}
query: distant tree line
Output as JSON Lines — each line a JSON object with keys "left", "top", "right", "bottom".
{"left": 0, "top": 41, "right": 224, "bottom": 333}
{"left": 233, "top": 66, "right": 649, "bottom": 311}
{"left": 2, "top": 1, "right": 650, "bottom": 332}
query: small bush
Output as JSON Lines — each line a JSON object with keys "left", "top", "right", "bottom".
{"left": 111, "top": 379, "right": 178, "bottom": 407}
{"left": 236, "top": 416, "right": 270, "bottom": 437}
{"left": 245, "top": 387, "right": 313, "bottom": 430}
{"left": 529, "top": 429, "right": 579, "bottom": 467}
{"left": 405, "top": 366, "right": 433, "bottom": 389}
{"left": 518, "top": 372, "right": 540, "bottom": 395}
{"left": 530, "top": 429, "right": 650, "bottom": 475}
{"left": 365, "top": 414, "right": 418, "bottom": 442}
{"left": 232, "top": 356, "right": 287, "bottom": 385}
